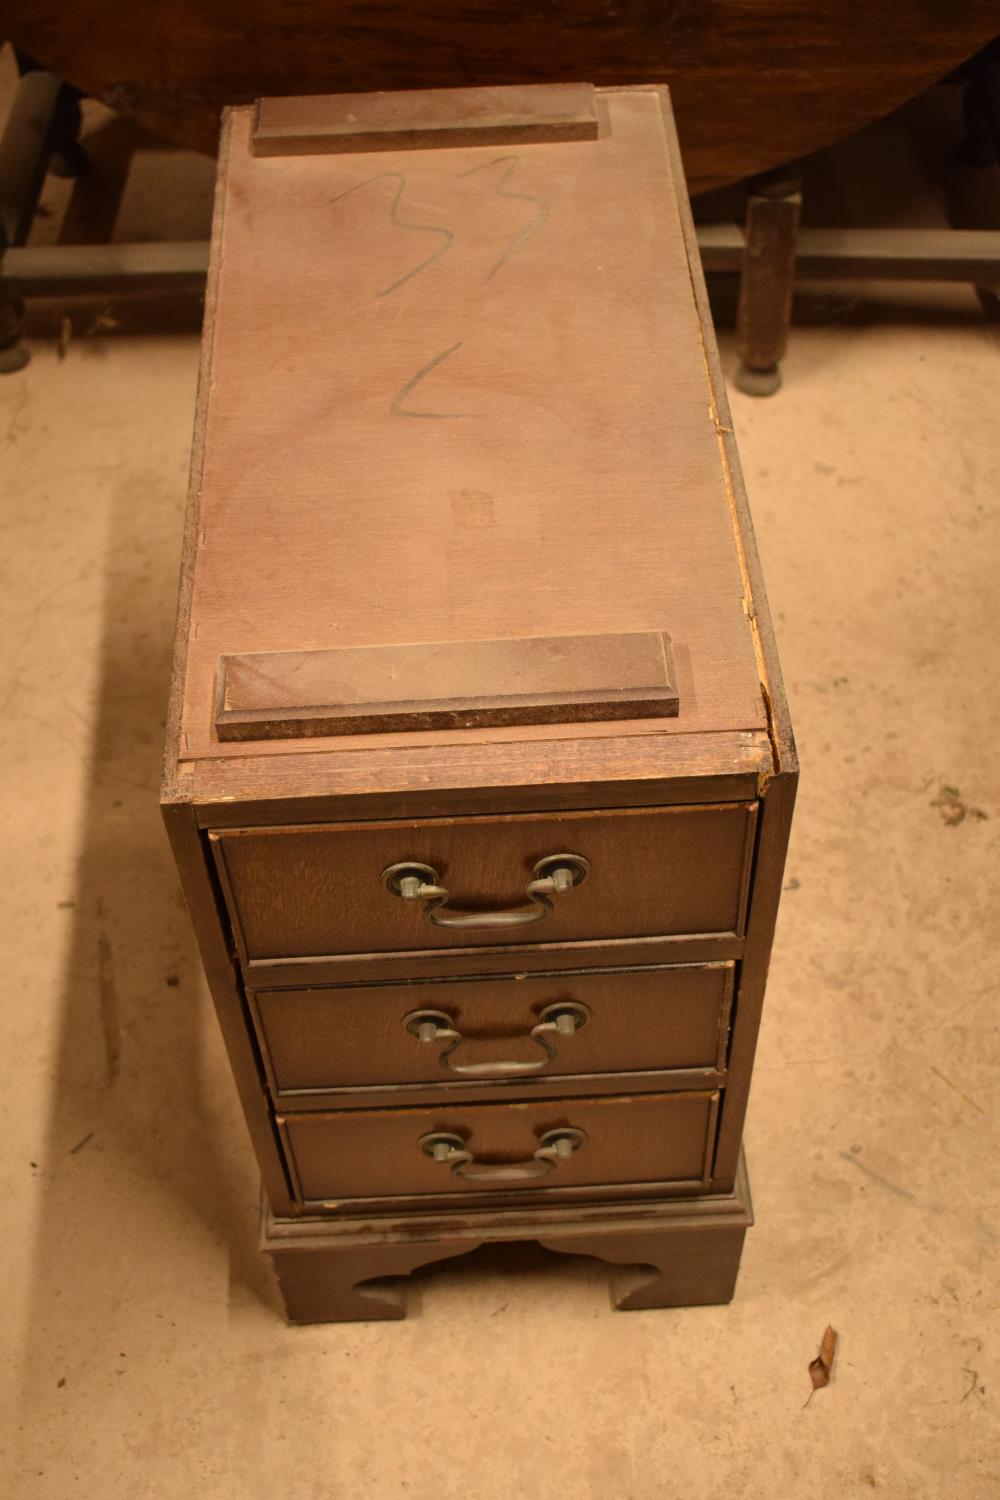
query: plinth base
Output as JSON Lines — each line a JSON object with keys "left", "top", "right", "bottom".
{"left": 261, "top": 1153, "right": 753, "bottom": 1324}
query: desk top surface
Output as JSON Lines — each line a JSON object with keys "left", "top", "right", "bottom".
{"left": 168, "top": 86, "right": 780, "bottom": 807}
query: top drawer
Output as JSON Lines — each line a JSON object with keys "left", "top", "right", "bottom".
{"left": 211, "top": 802, "right": 757, "bottom": 962}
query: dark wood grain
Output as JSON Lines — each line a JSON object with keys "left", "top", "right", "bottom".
{"left": 159, "top": 88, "right": 779, "bottom": 815}
{"left": 8, "top": 3, "right": 998, "bottom": 192}
{"left": 171, "top": 92, "right": 766, "bottom": 767}
{"left": 161, "top": 803, "right": 297, "bottom": 1216}
{"left": 251, "top": 961, "right": 734, "bottom": 1097}
{"left": 261, "top": 1153, "right": 752, "bottom": 1321}
{"left": 243, "top": 931, "right": 745, "bottom": 991}
{"left": 660, "top": 98, "right": 797, "bottom": 777}
{"left": 278, "top": 1090, "right": 718, "bottom": 1207}
{"left": 161, "top": 87, "right": 797, "bottom": 1319}
{"left": 216, "top": 630, "right": 679, "bottom": 741}
{"left": 252, "top": 83, "right": 599, "bottom": 156}
{"left": 659, "top": 98, "right": 800, "bottom": 1186}
{"left": 263, "top": 1230, "right": 481, "bottom": 1323}
{"left": 178, "top": 728, "right": 771, "bottom": 824}
{"left": 210, "top": 802, "right": 758, "bottom": 961}
{"left": 251, "top": 1066, "right": 728, "bottom": 1115}
{"left": 712, "top": 769, "right": 797, "bottom": 1183}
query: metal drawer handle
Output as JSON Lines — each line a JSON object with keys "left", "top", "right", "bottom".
{"left": 381, "top": 853, "right": 590, "bottom": 929}
{"left": 419, "top": 1127, "right": 586, "bottom": 1182}
{"left": 404, "top": 1001, "right": 590, "bottom": 1077}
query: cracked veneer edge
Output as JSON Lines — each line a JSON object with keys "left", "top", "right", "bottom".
{"left": 651, "top": 87, "right": 786, "bottom": 791}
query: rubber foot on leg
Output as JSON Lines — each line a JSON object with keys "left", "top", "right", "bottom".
{"left": 735, "top": 362, "right": 781, "bottom": 396}
{"left": 0, "top": 342, "right": 30, "bottom": 374}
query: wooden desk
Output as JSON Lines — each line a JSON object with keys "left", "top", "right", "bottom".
{"left": 162, "top": 83, "right": 796, "bottom": 1322}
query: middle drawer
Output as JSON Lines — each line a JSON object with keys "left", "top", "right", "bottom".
{"left": 250, "top": 961, "right": 734, "bottom": 1103}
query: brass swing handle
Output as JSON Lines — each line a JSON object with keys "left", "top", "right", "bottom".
{"left": 403, "top": 1001, "right": 590, "bottom": 1077}
{"left": 419, "top": 1127, "right": 586, "bottom": 1183}
{"left": 381, "top": 854, "right": 590, "bottom": 930}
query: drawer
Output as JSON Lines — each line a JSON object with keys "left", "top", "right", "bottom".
{"left": 251, "top": 962, "right": 734, "bottom": 1099}
{"left": 211, "top": 802, "right": 757, "bottom": 961}
{"left": 279, "top": 1091, "right": 719, "bottom": 1206}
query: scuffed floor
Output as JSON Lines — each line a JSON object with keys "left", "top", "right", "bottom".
{"left": 2, "top": 109, "right": 999, "bottom": 1500}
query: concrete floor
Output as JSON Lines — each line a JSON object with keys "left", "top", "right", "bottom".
{"left": 3, "top": 83, "right": 1000, "bottom": 1500}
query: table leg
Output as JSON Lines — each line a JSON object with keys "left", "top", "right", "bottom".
{"left": 735, "top": 165, "right": 802, "bottom": 395}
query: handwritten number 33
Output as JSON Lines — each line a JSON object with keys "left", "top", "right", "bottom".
{"left": 328, "top": 157, "right": 549, "bottom": 299}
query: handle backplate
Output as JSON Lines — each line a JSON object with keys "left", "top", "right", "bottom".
{"left": 403, "top": 1000, "right": 589, "bottom": 1076}
{"left": 382, "top": 853, "right": 590, "bottom": 929}
{"left": 419, "top": 1127, "right": 586, "bottom": 1182}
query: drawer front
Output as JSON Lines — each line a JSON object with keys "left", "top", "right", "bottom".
{"left": 252, "top": 962, "right": 734, "bottom": 1097}
{"left": 279, "top": 1091, "right": 718, "bottom": 1205}
{"left": 212, "top": 802, "right": 757, "bottom": 961}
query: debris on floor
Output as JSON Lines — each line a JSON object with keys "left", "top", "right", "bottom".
{"left": 931, "top": 784, "right": 988, "bottom": 826}
{"left": 807, "top": 1326, "right": 838, "bottom": 1405}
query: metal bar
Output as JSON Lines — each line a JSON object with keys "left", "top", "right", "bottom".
{"left": 2, "top": 225, "right": 998, "bottom": 299}
{"left": 0, "top": 70, "right": 62, "bottom": 249}
{"left": 698, "top": 223, "right": 1000, "bottom": 281}
{"left": 1, "top": 240, "right": 211, "bottom": 295}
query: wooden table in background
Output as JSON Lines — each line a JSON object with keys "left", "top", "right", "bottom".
{"left": 6, "top": 0, "right": 1000, "bottom": 192}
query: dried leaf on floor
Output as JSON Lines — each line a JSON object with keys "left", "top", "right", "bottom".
{"left": 806, "top": 1325, "right": 837, "bottom": 1405}
{"left": 931, "top": 784, "right": 988, "bottom": 826}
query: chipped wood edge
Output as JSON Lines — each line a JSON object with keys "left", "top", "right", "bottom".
{"left": 160, "top": 108, "right": 234, "bottom": 808}
{"left": 655, "top": 87, "right": 798, "bottom": 788}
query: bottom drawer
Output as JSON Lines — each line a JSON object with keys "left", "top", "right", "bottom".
{"left": 279, "top": 1090, "right": 719, "bottom": 1207}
